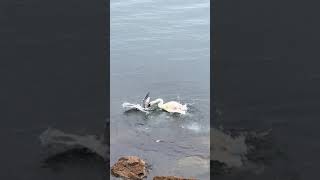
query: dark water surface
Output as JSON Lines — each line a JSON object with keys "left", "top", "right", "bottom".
{"left": 214, "top": 0, "right": 320, "bottom": 179}
{"left": 111, "top": 0, "right": 210, "bottom": 179}
{"left": 0, "top": 0, "right": 107, "bottom": 179}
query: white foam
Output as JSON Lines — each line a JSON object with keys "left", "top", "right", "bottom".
{"left": 183, "top": 122, "right": 201, "bottom": 132}
{"left": 122, "top": 102, "right": 150, "bottom": 113}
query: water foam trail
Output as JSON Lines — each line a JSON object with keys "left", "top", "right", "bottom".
{"left": 122, "top": 102, "right": 150, "bottom": 113}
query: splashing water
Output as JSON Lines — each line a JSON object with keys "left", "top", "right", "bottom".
{"left": 122, "top": 98, "right": 189, "bottom": 115}
{"left": 182, "top": 122, "right": 202, "bottom": 132}
{"left": 122, "top": 102, "right": 150, "bottom": 113}
{"left": 40, "top": 128, "right": 107, "bottom": 160}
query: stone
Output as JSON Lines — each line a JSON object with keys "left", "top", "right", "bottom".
{"left": 153, "top": 176, "right": 197, "bottom": 180}
{"left": 111, "top": 156, "right": 147, "bottom": 180}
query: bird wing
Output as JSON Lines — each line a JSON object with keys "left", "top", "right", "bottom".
{"left": 142, "top": 92, "right": 150, "bottom": 108}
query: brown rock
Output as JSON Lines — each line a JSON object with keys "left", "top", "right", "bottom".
{"left": 153, "top": 176, "right": 197, "bottom": 180}
{"left": 111, "top": 156, "right": 148, "bottom": 180}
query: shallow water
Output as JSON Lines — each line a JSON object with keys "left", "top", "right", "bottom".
{"left": 111, "top": 0, "right": 210, "bottom": 179}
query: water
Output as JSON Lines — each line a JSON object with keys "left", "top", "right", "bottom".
{"left": 214, "top": 0, "right": 320, "bottom": 179}
{"left": 0, "top": 0, "right": 107, "bottom": 179}
{"left": 110, "top": 0, "right": 210, "bottom": 179}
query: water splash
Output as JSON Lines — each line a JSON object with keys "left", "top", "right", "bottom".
{"left": 122, "top": 99, "right": 189, "bottom": 115}
{"left": 122, "top": 102, "right": 150, "bottom": 114}
{"left": 211, "top": 128, "right": 275, "bottom": 175}
{"left": 182, "top": 122, "right": 202, "bottom": 132}
{"left": 40, "top": 128, "right": 107, "bottom": 160}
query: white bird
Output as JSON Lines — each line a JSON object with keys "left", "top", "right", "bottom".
{"left": 149, "top": 98, "right": 188, "bottom": 115}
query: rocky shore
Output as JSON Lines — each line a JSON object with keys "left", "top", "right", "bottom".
{"left": 111, "top": 156, "right": 198, "bottom": 180}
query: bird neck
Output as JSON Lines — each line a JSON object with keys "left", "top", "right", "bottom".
{"left": 155, "top": 98, "right": 164, "bottom": 107}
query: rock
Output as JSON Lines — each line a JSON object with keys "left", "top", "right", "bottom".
{"left": 111, "top": 156, "right": 148, "bottom": 180}
{"left": 153, "top": 176, "right": 197, "bottom": 180}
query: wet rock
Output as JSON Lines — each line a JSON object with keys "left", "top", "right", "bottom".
{"left": 153, "top": 176, "right": 197, "bottom": 180}
{"left": 111, "top": 156, "right": 147, "bottom": 180}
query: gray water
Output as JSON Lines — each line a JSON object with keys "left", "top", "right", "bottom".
{"left": 110, "top": 0, "right": 210, "bottom": 179}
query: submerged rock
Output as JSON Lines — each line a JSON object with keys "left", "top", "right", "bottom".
{"left": 153, "top": 176, "right": 197, "bottom": 180}
{"left": 111, "top": 156, "right": 148, "bottom": 180}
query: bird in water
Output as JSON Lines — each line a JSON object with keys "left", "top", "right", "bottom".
{"left": 142, "top": 92, "right": 151, "bottom": 109}
{"left": 149, "top": 98, "right": 188, "bottom": 115}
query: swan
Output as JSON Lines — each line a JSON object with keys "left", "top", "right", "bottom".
{"left": 149, "top": 98, "right": 188, "bottom": 114}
